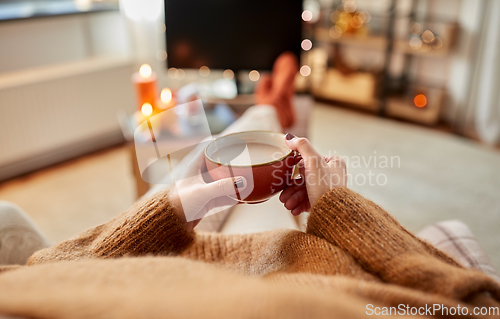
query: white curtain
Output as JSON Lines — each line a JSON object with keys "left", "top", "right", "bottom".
{"left": 470, "top": 0, "right": 500, "bottom": 145}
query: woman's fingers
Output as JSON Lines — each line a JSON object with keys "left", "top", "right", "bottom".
{"left": 284, "top": 188, "right": 308, "bottom": 210}
{"left": 284, "top": 135, "right": 321, "bottom": 163}
{"left": 291, "top": 201, "right": 310, "bottom": 216}
{"left": 202, "top": 176, "right": 247, "bottom": 200}
{"left": 279, "top": 184, "right": 305, "bottom": 203}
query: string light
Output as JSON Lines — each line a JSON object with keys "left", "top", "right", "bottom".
{"left": 301, "top": 39, "right": 313, "bottom": 51}
{"left": 302, "top": 10, "right": 313, "bottom": 22}
{"left": 300, "top": 65, "right": 311, "bottom": 77}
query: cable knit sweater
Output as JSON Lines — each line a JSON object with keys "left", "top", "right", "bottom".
{"left": 0, "top": 188, "right": 498, "bottom": 318}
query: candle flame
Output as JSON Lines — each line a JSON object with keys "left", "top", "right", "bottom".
{"left": 139, "top": 64, "right": 152, "bottom": 78}
{"left": 141, "top": 103, "right": 153, "bottom": 116}
{"left": 161, "top": 88, "right": 172, "bottom": 104}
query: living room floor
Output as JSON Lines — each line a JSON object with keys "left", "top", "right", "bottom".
{"left": 0, "top": 102, "right": 498, "bottom": 271}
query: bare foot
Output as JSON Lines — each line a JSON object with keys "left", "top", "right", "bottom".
{"left": 255, "top": 52, "right": 298, "bottom": 128}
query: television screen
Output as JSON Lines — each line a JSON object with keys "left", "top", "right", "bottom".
{"left": 164, "top": 0, "right": 302, "bottom": 71}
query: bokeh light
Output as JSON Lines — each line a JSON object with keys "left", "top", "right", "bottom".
{"left": 330, "top": 11, "right": 339, "bottom": 23}
{"left": 302, "top": 10, "right": 313, "bottom": 22}
{"left": 350, "top": 15, "right": 363, "bottom": 28}
{"left": 177, "top": 69, "right": 185, "bottom": 80}
{"left": 359, "top": 11, "right": 371, "bottom": 23}
{"left": 249, "top": 70, "right": 260, "bottom": 82}
{"left": 432, "top": 37, "right": 443, "bottom": 50}
{"left": 141, "top": 103, "right": 153, "bottom": 116}
{"left": 156, "top": 50, "right": 167, "bottom": 61}
{"left": 75, "top": 0, "right": 92, "bottom": 11}
{"left": 422, "top": 30, "right": 435, "bottom": 44}
{"left": 139, "top": 64, "right": 152, "bottom": 78}
{"left": 336, "top": 20, "right": 348, "bottom": 32}
{"left": 300, "top": 65, "right": 311, "bottom": 77}
{"left": 409, "top": 22, "right": 423, "bottom": 35}
{"left": 343, "top": 0, "right": 356, "bottom": 13}
{"left": 414, "top": 94, "right": 427, "bottom": 108}
{"left": 301, "top": 39, "right": 313, "bottom": 51}
{"left": 199, "top": 66, "right": 210, "bottom": 77}
{"left": 168, "top": 67, "right": 179, "bottom": 79}
{"left": 329, "top": 26, "right": 342, "bottom": 39}
{"left": 409, "top": 37, "right": 422, "bottom": 50}
{"left": 223, "top": 69, "right": 234, "bottom": 80}
{"left": 420, "top": 43, "right": 431, "bottom": 53}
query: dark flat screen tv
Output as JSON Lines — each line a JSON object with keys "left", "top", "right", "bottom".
{"left": 164, "top": 0, "right": 302, "bottom": 72}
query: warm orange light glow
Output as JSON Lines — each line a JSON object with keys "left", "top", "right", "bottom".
{"left": 139, "top": 64, "right": 152, "bottom": 78}
{"left": 343, "top": 0, "right": 356, "bottom": 13}
{"left": 422, "top": 30, "right": 435, "bottom": 44}
{"left": 301, "top": 39, "right": 313, "bottom": 51}
{"left": 141, "top": 103, "right": 153, "bottom": 116}
{"left": 330, "top": 11, "right": 339, "bottom": 23}
{"left": 336, "top": 20, "right": 348, "bottom": 32}
{"left": 161, "top": 88, "right": 172, "bottom": 104}
{"left": 199, "top": 66, "right": 210, "bottom": 77}
{"left": 414, "top": 94, "right": 427, "bottom": 108}
{"left": 223, "top": 69, "right": 234, "bottom": 80}
{"left": 249, "top": 70, "right": 260, "bottom": 82}
{"left": 329, "top": 26, "right": 342, "bottom": 39}
{"left": 350, "top": 15, "right": 363, "bottom": 28}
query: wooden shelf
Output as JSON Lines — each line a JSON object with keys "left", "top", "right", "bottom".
{"left": 314, "top": 28, "right": 452, "bottom": 58}
{"left": 311, "top": 68, "right": 379, "bottom": 112}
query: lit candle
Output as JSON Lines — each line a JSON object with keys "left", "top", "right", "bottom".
{"left": 157, "top": 87, "right": 176, "bottom": 110}
{"left": 141, "top": 102, "right": 153, "bottom": 116}
{"left": 131, "top": 64, "right": 159, "bottom": 111}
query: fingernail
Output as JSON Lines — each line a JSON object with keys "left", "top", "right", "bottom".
{"left": 234, "top": 177, "right": 245, "bottom": 188}
{"left": 285, "top": 133, "right": 295, "bottom": 140}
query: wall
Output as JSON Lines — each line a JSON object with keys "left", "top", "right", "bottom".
{"left": 0, "top": 10, "right": 137, "bottom": 180}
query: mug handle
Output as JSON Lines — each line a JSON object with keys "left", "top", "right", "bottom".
{"left": 291, "top": 151, "right": 303, "bottom": 181}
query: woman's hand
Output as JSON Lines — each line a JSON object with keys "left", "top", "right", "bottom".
{"left": 279, "top": 134, "right": 347, "bottom": 215}
{"left": 168, "top": 148, "right": 246, "bottom": 231}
